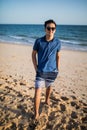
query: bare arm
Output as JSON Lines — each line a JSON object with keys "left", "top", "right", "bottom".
{"left": 56, "top": 52, "right": 60, "bottom": 71}
{"left": 32, "top": 50, "right": 37, "bottom": 72}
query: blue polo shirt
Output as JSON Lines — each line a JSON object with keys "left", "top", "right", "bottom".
{"left": 33, "top": 36, "right": 61, "bottom": 72}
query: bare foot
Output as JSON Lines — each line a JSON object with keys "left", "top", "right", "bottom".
{"left": 45, "top": 99, "right": 50, "bottom": 105}
{"left": 34, "top": 113, "right": 39, "bottom": 120}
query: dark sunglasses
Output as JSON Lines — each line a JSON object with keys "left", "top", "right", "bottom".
{"left": 46, "top": 27, "right": 56, "bottom": 31}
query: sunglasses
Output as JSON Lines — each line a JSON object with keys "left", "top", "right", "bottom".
{"left": 46, "top": 27, "right": 56, "bottom": 31}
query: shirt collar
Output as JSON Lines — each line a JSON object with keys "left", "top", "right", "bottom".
{"left": 44, "top": 35, "right": 55, "bottom": 42}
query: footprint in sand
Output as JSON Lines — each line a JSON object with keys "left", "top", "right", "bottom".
{"left": 71, "top": 111, "right": 78, "bottom": 119}
{"left": 60, "top": 104, "right": 66, "bottom": 112}
{"left": 61, "top": 96, "right": 69, "bottom": 101}
{"left": 66, "top": 118, "right": 79, "bottom": 130}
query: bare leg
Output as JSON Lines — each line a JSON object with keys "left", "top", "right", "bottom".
{"left": 45, "top": 86, "right": 52, "bottom": 105}
{"left": 34, "top": 88, "right": 41, "bottom": 119}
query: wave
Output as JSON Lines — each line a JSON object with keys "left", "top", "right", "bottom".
{"left": 9, "top": 35, "right": 87, "bottom": 46}
{"left": 60, "top": 39, "right": 87, "bottom": 46}
{"left": 9, "top": 35, "right": 24, "bottom": 40}
{"left": 0, "top": 34, "right": 87, "bottom": 46}
{"left": 0, "top": 34, "right": 87, "bottom": 51}
{"left": 0, "top": 34, "right": 35, "bottom": 45}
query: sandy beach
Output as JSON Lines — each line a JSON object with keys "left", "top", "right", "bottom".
{"left": 0, "top": 42, "right": 87, "bottom": 130}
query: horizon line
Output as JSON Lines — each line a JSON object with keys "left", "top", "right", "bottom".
{"left": 0, "top": 23, "right": 87, "bottom": 26}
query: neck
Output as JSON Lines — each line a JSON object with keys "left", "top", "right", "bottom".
{"left": 46, "top": 35, "right": 54, "bottom": 41}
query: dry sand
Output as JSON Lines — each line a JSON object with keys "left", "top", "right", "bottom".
{"left": 0, "top": 42, "right": 87, "bottom": 130}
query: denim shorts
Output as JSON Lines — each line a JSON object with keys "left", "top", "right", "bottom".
{"left": 35, "top": 71, "right": 58, "bottom": 88}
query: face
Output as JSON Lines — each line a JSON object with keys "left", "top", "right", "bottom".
{"left": 45, "top": 23, "right": 56, "bottom": 37}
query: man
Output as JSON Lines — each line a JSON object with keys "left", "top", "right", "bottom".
{"left": 32, "top": 19, "right": 61, "bottom": 119}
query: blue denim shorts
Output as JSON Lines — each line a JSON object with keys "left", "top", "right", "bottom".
{"left": 35, "top": 71, "right": 58, "bottom": 88}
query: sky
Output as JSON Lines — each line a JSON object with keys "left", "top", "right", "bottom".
{"left": 0, "top": 0, "right": 87, "bottom": 25}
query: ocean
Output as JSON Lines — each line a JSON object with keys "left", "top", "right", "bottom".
{"left": 0, "top": 24, "right": 87, "bottom": 51}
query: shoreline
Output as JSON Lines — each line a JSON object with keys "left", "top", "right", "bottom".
{"left": 0, "top": 42, "right": 87, "bottom": 129}
{"left": 0, "top": 41, "right": 87, "bottom": 52}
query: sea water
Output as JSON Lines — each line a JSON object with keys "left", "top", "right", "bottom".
{"left": 0, "top": 24, "right": 87, "bottom": 51}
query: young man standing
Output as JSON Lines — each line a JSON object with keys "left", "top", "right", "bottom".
{"left": 32, "top": 19, "right": 61, "bottom": 119}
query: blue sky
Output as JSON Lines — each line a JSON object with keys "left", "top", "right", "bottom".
{"left": 0, "top": 0, "right": 87, "bottom": 25}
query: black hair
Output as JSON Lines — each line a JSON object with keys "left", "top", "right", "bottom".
{"left": 44, "top": 19, "right": 56, "bottom": 28}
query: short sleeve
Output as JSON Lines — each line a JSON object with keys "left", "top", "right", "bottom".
{"left": 57, "top": 40, "right": 61, "bottom": 52}
{"left": 33, "top": 39, "right": 39, "bottom": 51}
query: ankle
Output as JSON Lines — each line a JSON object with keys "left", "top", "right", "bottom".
{"left": 45, "top": 99, "right": 50, "bottom": 105}
{"left": 35, "top": 113, "right": 39, "bottom": 120}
